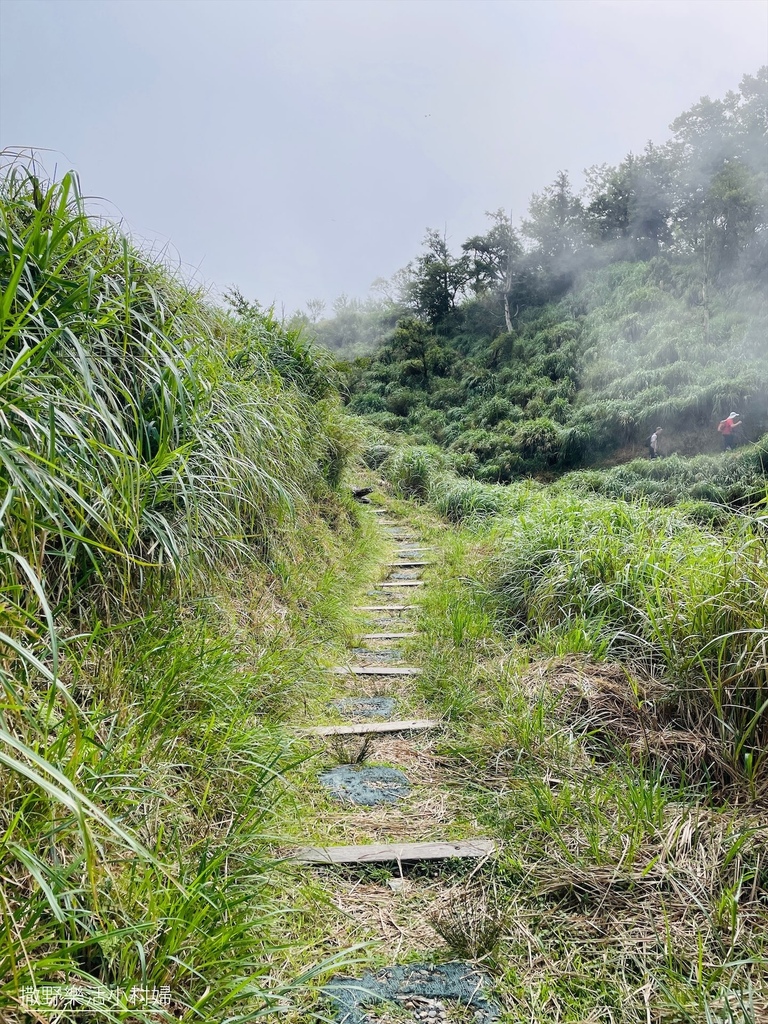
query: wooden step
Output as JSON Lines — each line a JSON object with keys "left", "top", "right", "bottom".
{"left": 354, "top": 605, "right": 416, "bottom": 612}
{"left": 300, "top": 718, "right": 439, "bottom": 737}
{"left": 292, "top": 838, "right": 495, "bottom": 865}
{"left": 374, "top": 509, "right": 387, "bottom": 514}
{"left": 379, "top": 581, "right": 425, "bottom": 588}
{"left": 361, "top": 632, "right": 417, "bottom": 640}
{"left": 387, "top": 561, "right": 430, "bottom": 568}
{"left": 331, "top": 665, "right": 421, "bottom": 676}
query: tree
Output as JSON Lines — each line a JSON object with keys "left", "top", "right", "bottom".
{"left": 407, "top": 229, "right": 471, "bottom": 330}
{"left": 463, "top": 210, "right": 523, "bottom": 331}
{"left": 521, "top": 172, "right": 586, "bottom": 295}
{"left": 583, "top": 151, "right": 673, "bottom": 260}
{"left": 305, "top": 297, "right": 326, "bottom": 323}
{"left": 387, "top": 317, "right": 435, "bottom": 381}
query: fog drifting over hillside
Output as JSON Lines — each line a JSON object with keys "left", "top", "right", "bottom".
{"left": 1, "top": 0, "right": 766, "bottom": 312}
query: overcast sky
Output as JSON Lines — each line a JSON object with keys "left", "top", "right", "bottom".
{"left": 1, "top": 0, "right": 766, "bottom": 313}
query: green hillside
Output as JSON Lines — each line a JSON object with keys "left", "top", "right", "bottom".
{"left": 310, "top": 70, "right": 768, "bottom": 487}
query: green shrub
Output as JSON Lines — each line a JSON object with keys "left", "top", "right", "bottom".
{"left": 429, "top": 476, "right": 506, "bottom": 522}
{"left": 385, "top": 387, "right": 421, "bottom": 416}
{"left": 348, "top": 390, "right": 387, "bottom": 414}
{"left": 512, "top": 417, "right": 561, "bottom": 461}
{"left": 382, "top": 446, "right": 444, "bottom": 500}
{"left": 446, "top": 451, "right": 480, "bottom": 477}
{"left": 362, "top": 441, "right": 395, "bottom": 469}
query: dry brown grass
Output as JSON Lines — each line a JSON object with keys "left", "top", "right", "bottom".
{"left": 427, "top": 875, "right": 506, "bottom": 960}
{"left": 523, "top": 657, "right": 732, "bottom": 788}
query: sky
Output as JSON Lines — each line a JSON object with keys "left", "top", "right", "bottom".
{"left": 1, "top": 0, "right": 766, "bottom": 314}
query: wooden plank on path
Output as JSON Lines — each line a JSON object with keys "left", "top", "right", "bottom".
{"left": 331, "top": 665, "right": 421, "bottom": 676}
{"left": 379, "top": 581, "right": 425, "bottom": 588}
{"left": 361, "top": 632, "right": 416, "bottom": 640}
{"left": 300, "top": 718, "right": 440, "bottom": 737}
{"left": 292, "top": 839, "right": 495, "bottom": 864}
{"left": 354, "top": 605, "right": 416, "bottom": 612}
{"left": 387, "top": 561, "right": 430, "bottom": 568}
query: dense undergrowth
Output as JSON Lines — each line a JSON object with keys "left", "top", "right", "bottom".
{"left": 373, "top": 441, "right": 768, "bottom": 795}
{"left": 365, "top": 431, "right": 768, "bottom": 522}
{"left": 0, "top": 162, "right": 369, "bottom": 1021}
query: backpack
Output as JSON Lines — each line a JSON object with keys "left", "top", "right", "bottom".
{"left": 717, "top": 419, "right": 728, "bottom": 433}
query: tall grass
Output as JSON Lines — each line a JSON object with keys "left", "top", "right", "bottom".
{"left": 412, "top": 503, "right": 767, "bottom": 1023}
{"left": 564, "top": 438, "right": 768, "bottom": 513}
{"left": 0, "top": 162, "right": 351, "bottom": 602}
{"left": 0, "top": 158, "right": 360, "bottom": 1020}
{"left": 478, "top": 491, "right": 768, "bottom": 792}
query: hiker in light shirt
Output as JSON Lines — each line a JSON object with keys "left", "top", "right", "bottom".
{"left": 647, "top": 427, "right": 662, "bottom": 459}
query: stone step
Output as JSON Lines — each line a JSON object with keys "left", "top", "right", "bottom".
{"left": 300, "top": 718, "right": 439, "bottom": 737}
{"left": 292, "top": 838, "right": 495, "bottom": 864}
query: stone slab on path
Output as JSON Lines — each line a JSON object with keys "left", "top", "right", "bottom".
{"left": 292, "top": 838, "right": 495, "bottom": 864}
{"left": 348, "top": 647, "right": 404, "bottom": 662}
{"left": 360, "top": 632, "right": 417, "bottom": 640}
{"left": 324, "top": 962, "right": 501, "bottom": 1024}
{"left": 330, "top": 696, "right": 397, "bottom": 719}
{"left": 319, "top": 765, "right": 410, "bottom": 806}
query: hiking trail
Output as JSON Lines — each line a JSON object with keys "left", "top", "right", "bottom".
{"left": 283, "top": 505, "right": 502, "bottom": 1023}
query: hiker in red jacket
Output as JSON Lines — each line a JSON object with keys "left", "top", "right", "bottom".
{"left": 718, "top": 412, "right": 742, "bottom": 450}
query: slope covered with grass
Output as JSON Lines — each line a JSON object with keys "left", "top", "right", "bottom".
{"left": 0, "top": 162, "right": 369, "bottom": 1021}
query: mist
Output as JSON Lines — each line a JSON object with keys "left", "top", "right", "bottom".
{"left": 2, "top": 0, "right": 767, "bottom": 312}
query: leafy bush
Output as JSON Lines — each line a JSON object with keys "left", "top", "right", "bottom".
{"left": 446, "top": 451, "right": 480, "bottom": 477}
{"left": 385, "top": 387, "right": 422, "bottom": 416}
{"left": 512, "top": 417, "right": 561, "bottom": 461}
{"left": 348, "top": 390, "right": 387, "bottom": 414}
